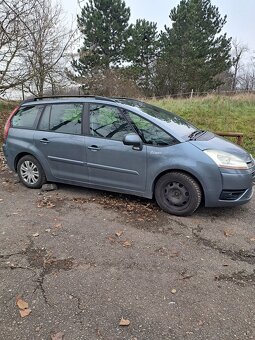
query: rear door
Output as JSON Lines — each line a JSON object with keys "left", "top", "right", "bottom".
{"left": 85, "top": 104, "right": 147, "bottom": 192}
{"left": 34, "top": 103, "right": 88, "bottom": 183}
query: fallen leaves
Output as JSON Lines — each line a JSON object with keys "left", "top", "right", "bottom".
{"left": 72, "top": 194, "right": 160, "bottom": 224}
{"left": 107, "top": 236, "right": 117, "bottom": 244}
{"left": 51, "top": 331, "right": 64, "bottom": 340}
{"left": 19, "top": 308, "right": 32, "bottom": 317}
{"left": 115, "top": 230, "right": 124, "bottom": 237}
{"left": 122, "top": 240, "right": 132, "bottom": 247}
{"left": 155, "top": 247, "right": 180, "bottom": 258}
{"left": 16, "top": 297, "right": 28, "bottom": 310}
{"left": 119, "top": 318, "right": 130, "bottom": 326}
{"left": 169, "top": 251, "right": 180, "bottom": 258}
{"left": 107, "top": 234, "right": 133, "bottom": 248}
{"left": 37, "top": 196, "right": 56, "bottom": 208}
{"left": 155, "top": 247, "right": 168, "bottom": 256}
{"left": 224, "top": 229, "right": 235, "bottom": 237}
{"left": 107, "top": 230, "right": 133, "bottom": 248}
{"left": 54, "top": 223, "right": 62, "bottom": 229}
{"left": 197, "top": 320, "right": 204, "bottom": 326}
{"left": 16, "top": 297, "right": 31, "bottom": 318}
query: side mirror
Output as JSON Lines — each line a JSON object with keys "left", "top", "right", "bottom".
{"left": 123, "top": 133, "right": 143, "bottom": 151}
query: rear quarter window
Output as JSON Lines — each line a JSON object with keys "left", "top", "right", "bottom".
{"left": 11, "top": 106, "right": 42, "bottom": 129}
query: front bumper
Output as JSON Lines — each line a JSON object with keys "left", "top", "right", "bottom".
{"left": 205, "top": 166, "right": 254, "bottom": 207}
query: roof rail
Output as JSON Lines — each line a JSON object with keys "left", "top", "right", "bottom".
{"left": 21, "top": 95, "right": 117, "bottom": 104}
{"left": 112, "top": 97, "right": 143, "bottom": 102}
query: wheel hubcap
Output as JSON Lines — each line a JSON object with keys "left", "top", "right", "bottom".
{"left": 20, "top": 161, "right": 39, "bottom": 184}
{"left": 164, "top": 181, "right": 189, "bottom": 207}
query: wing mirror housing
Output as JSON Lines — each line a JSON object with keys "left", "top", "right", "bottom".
{"left": 123, "top": 133, "right": 143, "bottom": 151}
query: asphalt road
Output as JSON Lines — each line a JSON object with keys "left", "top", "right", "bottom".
{"left": 0, "top": 157, "right": 254, "bottom": 340}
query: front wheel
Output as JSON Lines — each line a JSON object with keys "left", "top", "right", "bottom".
{"left": 155, "top": 172, "right": 202, "bottom": 216}
{"left": 17, "top": 155, "right": 46, "bottom": 189}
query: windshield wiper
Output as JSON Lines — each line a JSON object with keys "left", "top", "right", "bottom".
{"left": 188, "top": 130, "right": 206, "bottom": 140}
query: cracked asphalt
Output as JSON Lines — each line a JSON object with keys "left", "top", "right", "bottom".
{"left": 0, "top": 156, "right": 255, "bottom": 340}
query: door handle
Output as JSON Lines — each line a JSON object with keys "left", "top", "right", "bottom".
{"left": 40, "top": 138, "right": 50, "bottom": 144}
{"left": 88, "top": 145, "right": 101, "bottom": 151}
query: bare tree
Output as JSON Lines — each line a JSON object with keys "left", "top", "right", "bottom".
{"left": 21, "top": 0, "right": 76, "bottom": 97}
{"left": 0, "top": 0, "right": 75, "bottom": 98}
{"left": 231, "top": 39, "right": 249, "bottom": 90}
{"left": 238, "top": 58, "right": 255, "bottom": 91}
{"left": 0, "top": 0, "right": 38, "bottom": 94}
{"left": 67, "top": 67, "right": 141, "bottom": 97}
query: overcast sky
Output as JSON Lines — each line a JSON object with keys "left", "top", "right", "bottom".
{"left": 60, "top": 0, "right": 255, "bottom": 54}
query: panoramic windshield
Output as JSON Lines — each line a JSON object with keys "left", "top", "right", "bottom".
{"left": 117, "top": 98, "right": 198, "bottom": 140}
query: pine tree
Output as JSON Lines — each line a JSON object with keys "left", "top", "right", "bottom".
{"left": 125, "top": 19, "right": 159, "bottom": 96}
{"left": 160, "top": 0, "right": 232, "bottom": 94}
{"left": 72, "top": 0, "right": 130, "bottom": 80}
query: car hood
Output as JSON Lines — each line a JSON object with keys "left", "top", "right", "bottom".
{"left": 190, "top": 134, "right": 251, "bottom": 162}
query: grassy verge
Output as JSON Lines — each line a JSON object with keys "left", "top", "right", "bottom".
{"left": 0, "top": 94, "right": 254, "bottom": 155}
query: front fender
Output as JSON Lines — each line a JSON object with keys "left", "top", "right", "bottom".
{"left": 145, "top": 142, "right": 222, "bottom": 204}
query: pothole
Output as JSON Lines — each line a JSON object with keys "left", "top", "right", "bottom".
{"left": 25, "top": 240, "right": 74, "bottom": 305}
{"left": 26, "top": 246, "right": 74, "bottom": 274}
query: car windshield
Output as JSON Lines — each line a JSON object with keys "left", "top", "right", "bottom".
{"left": 116, "top": 98, "right": 198, "bottom": 140}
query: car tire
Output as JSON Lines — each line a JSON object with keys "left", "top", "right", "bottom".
{"left": 155, "top": 171, "right": 202, "bottom": 216}
{"left": 17, "top": 155, "right": 46, "bottom": 189}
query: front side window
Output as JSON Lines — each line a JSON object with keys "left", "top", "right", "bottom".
{"left": 126, "top": 111, "right": 176, "bottom": 146}
{"left": 89, "top": 104, "right": 133, "bottom": 141}
{"left": 118, "top": 99, "right": 197, "bottom": 140}
{"left": 12, "top": 105, "right": 42, "bottom": 129}
{"left": 38, "top": 103, "right": 83, "bottom": 135}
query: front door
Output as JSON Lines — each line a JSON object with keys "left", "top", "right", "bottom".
{"left": 86, "top": 104, "right": 147, "bottom": 193}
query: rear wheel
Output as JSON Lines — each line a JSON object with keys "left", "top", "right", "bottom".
{"left": 155, "top": 172, "right": 202, "bottom": 216}
{"left": 17, "top": 155, "right": 46, "bottom": 189}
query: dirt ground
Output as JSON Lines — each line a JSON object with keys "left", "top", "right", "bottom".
{"left": 0, "top": 154, "right": 254, "bottom": 340}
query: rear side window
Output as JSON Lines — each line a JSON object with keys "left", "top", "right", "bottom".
{"left": 38, "top": 103, "right": 83, "bottom": 135}
{"left": 12, "top": 106, "right": 42, "bottom": 129}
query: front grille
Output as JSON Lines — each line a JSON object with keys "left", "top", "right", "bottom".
{"left": 220, "top": 190, "right": 246, "bottom": 201}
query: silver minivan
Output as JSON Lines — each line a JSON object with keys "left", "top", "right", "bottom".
{"left": 2, "top": 96, "right": 254, "bottom": 216}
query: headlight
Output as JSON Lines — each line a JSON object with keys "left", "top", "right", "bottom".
{"left": 204, "top": 150, "right": 248, "bottom": 170}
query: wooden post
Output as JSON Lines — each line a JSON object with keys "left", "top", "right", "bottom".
{"left": 215, "top": 132, "right": 244, "bottom": 145}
